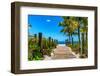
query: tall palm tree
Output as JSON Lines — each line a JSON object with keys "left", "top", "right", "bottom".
{"left": 59, "top": 17, "right": 71, "bottom": 43}
{"left": 75, "top": 17, "right": 88, "bottom": 56}
{"left": 74, "top": 17, "right": 86, "bottom": 55}
{"left": 59, "top": 16, "right": 79, "bottom": 46}
{"left": 80, "top": 17, "right": 88, "bottom": 56}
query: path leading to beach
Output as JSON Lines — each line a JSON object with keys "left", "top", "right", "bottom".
{"left": 44, "top": 45, "right": 77, "bottom": 60}
{"left": 52, "top": 45, "right": 76, "bottom": 59}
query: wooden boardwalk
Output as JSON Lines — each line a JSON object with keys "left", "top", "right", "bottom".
{"left": 44, "top": 45, "right": 76, "bottom": 60}
{"left": 51, "top": 45, "right": 76, "bottom": 59}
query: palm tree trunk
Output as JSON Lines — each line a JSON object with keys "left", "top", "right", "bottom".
{"left": 86, "top": 32, "right": 88, "bottom": 56}
{"left": 71, "top": 34, "right": 73, "bottom": 46}
{"left": 72, "top": 37, "right": 74, "bottom": 47}
{"left": 68, "top": 34, "right": 70, "bottom": 44}
{"left": 82, "top": 33, "right": 85, "bottom": 54}
{"left": 86, "top": 32, "right": 87, "bottom": 43}
{"left": 78, "top": 26, "right": 81, "bottom": 53}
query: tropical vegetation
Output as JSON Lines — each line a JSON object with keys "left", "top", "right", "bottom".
{"left": 28, "top": 32, "right": 58, "bottom": 61}
{"left": 59, "top": 16, "right": 88, "bottom": 58}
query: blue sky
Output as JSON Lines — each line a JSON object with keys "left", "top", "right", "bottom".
{"left": 28, "top": 15, "right": 78, "bottom": 42}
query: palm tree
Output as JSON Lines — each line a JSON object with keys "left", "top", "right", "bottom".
{"left": 59, "top": 16, "right": 88, "bottom": 57}
{"left": 59, "top": 16, "right": 79, "bottom": 46}
{"left": 81, "top": 17, "right": 88, "bottom": 42}
{"left": 80, "top": 17, "right": 88, "bottom": 56}
{"left": 74, "top": 17, "right": 88, "bottom": 57}
{"left": 59, "top": 17, "right": 71, "bottom": 43}
{"left": 74, "top": 17, "right": 83, "bottom": 53}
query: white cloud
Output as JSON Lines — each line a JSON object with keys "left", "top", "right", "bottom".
{"left": 46, "top": 19, "right": 51, "bottom": 22}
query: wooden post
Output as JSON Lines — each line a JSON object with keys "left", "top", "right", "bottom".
{"left": 38, "top": 32, "right": 43, "bottom": 56}
{"left": 38, "top": 33, "right": 42, "bottom": 49}
{"left": 51, "top": 38, "right": 54, "bottom": 47}
{"left": 48, "top": 37, "right": 51, "bottom": 48}
{"left": 34, "top": 34, "right": 37, "bottom": 43}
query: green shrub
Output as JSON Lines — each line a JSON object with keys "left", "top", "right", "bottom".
{"left": 28, "top": 33, "right": 57, "bottom": 61}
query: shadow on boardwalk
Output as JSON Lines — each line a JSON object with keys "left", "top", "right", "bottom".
{"left": 44, "top": 45, "right": 77, "bottom": 60}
